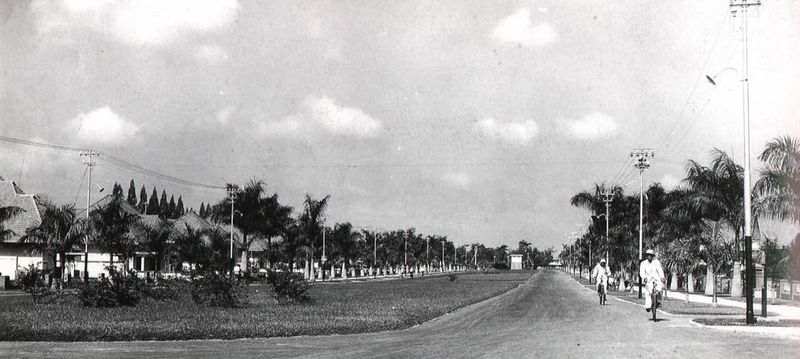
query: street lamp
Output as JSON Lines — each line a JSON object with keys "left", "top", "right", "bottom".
{"left": 706, "top": 0, "right": 758, "bottom": 321}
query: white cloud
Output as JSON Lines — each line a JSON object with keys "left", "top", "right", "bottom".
{"left": 68, "top": 107, "right": 139, "bottom": 144}
{"left": 475, "top": 118, "right": 538, "bottom": 145}
{"left": 492, "top": 8, "right": 557, "bottom": 47}
{"left": 32, "top": 0, "right": 240, "bottom": 47}
{"left": 308, "top": 96, "right": 383, "bottom": 137}
{"left": 256, "top": 96, "right": 383, "bottom": 138}
{"left": 442, "top": 172, "right": 471, "bottom": 190}
{"left": 565, "top": 112, "right": 619, "bottom": 140}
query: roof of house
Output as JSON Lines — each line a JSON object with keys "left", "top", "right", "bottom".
{"left": 0, "top": 178, "right": 42, "bottom": 243}
{"left": 78, "top": 194, "right": 142, "bottom": 218}
{"left": 172, "top": 211, "right": 214, "bottom": 234}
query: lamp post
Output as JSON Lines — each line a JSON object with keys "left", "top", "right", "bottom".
{"left": 321, "top": 226, "right": 327, "bottom": 281}
{"left": 226, "top": 184, "right": 239, "bottom": 276}
{"left": 631, "top": 149, "right": 653, "bottom": 298}
{"left": 706, "top": 0, "right": 760, "bottom": 324}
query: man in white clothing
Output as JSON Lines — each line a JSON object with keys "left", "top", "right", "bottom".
{"left": 591, "top": 258, "right": 611, "bottom": 295}
{"left": 639, "top": 249, "right": 665, "bottom": 312}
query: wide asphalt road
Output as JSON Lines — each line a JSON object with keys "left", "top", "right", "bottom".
{"left": 2, "top": 269, "right": 797, "bottom": 358}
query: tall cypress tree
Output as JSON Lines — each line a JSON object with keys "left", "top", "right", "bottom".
{"left": 176, "top": 196, "right": 185, "bottom": 217}
{"left": 199, "top": 202, "right": 206, "bottom": 218}
{"left": 159, "top": 190, "right": 168, "bottom": 218}
{"left": 148, "top": 187, "right": 160, "bottom": 215}
{"left": 112, "top": 183, "right": 122, "bottom": 196}
{"left": 167, "top": 195, "right": 176, "bottom": 219}
{"left": 127, "top": 179, "right": 137, "bottom": 206}
{"left": 139, "top": 186, "right": 148, "bottom": 213}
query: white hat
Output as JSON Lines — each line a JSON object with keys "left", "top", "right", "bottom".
{"left": 645, "top": 249, "right": 655, "bottom": 256}
{"left": 600, "top": 258, "right": 606, "bottom": 263}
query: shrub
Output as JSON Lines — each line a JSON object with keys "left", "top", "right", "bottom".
{"left": 77, "top": 267, "right": 144, "bottom": 307}
{"left": 448, "top": 274, "right": 457, "bottom": 281}
{"left": 191, "top": 272, "right": 247, "bottom": 307}
{"left": 267, "top": 270, "right": 310, "bottom": 303}
{"left": 492, "top": 262, "right": 509, "bottom": 270}
{"left": 143, "top": 277, "right": 191, "bottom": 302}
{"left": 19, "top": 265, "right": 50, "bottom": 304}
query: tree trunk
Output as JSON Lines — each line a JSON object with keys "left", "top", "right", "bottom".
{"left": 712, "top": 266, "right": 719, "bottom": 307}
{"left": 240, "top": 233, "right": 249, "bottom": 272}
{"left": 267, "top": 237, "right": 272, "bottom": 269}
{"left": 59, "top": 251, "right": 67, "bottom": 283}
{"left": 705, "top": 266, "right": 714, "bottom": 296}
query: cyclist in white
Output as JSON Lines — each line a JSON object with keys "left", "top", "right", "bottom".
{"left": 591, "top": 258, "right": 611, "bottom": 294}
{"left": 639, "top": 249, "right": 665, "bottom": 312}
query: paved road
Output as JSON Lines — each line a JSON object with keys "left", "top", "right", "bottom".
{"left": 2, "top": 269, "right": 797, "bottom": 358}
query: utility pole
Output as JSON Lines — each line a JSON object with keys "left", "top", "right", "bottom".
{"left": 226, "top": 183, "right": 238, "bottom": 276}
{"left": 631, "top": 148, "right": 654, "bottom": 298}
{"left": 80, "top": 150, "right": 98, "bottom": 282}
{"left": 730, "top": 0, "right": 760, "bottom": 326}
{"left": 374, "top": 231, "right": 378, "bottom": 276}
{"left": 602, "top": 189, "right": 613, "bottom": 265}
{"left": 322, "top": 227, "right": 327, "bottom": 281}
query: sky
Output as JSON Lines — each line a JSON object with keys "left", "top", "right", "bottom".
{"left": 1, "top": 0, "right": 799, "bottom": 250}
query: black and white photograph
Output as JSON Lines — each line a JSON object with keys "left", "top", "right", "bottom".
{"left": 1, "top": 0, "right": 799, "bottom": 357}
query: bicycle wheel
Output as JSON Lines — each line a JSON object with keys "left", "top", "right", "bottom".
{"left": 651, "top": 292, "right": 658, "bottom": 321}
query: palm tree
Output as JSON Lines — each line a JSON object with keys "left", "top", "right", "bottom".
{"left": 330, "top": 222, "right": 361, "bottom": 277}
{"left": 134, "top": 217, "right": 172, "bottom": 274}
{"left": 89, "top": 199, "right": 139, "bottom": 272}
{"left": 172, "top": 225, "right": 229, "bottom": 275}
{"left": 683, "top": 149, "right": 745, "bottom": 258}
{"left": 260, "top": 197, "right": 293, "bottom": 269}
{"left": 682, "top": 149, "right": 747, "bottom": 297}
{"left": 755, "top": 136, "right": 800, "bottom": 224}
{"left": 298, "top": 194, "right": 330, "bottom": 278}
{"left": 211, "top": 179, "right": 289, "bottom": 271}
{"left": 20, "top": 200, "right": 80, "bottom": 282}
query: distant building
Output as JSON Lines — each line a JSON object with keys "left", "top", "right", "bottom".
{"left": 0, "top": 177, "right": 44, "bottom": 280}
{"left": 509, "top": 254, "right": 523, "bottom": 270}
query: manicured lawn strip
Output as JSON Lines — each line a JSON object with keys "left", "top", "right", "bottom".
{"left": 694, "top": 318, "right": 800, "bottom": 327}
{"left": 0, "top": 271, "right": 533, "bottom": 341}
{"left": 612, "top": 291, "right": 750, "bottom": 315}
{"left": 564, "top": 271, "right": 780, "bottom": 316}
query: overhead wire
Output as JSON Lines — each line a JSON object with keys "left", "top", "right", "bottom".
{"left": 72, "top": 166, "right": 88, "bottom": 207}
{"left": 0, "top": 134, "right": 226, "bottom": 190}
{"left": 653, "top": 12, "right": 729, "bottom": 155}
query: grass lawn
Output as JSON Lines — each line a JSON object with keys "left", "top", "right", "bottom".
{"left": 694, "top": 318, "right": 800, "bottom": 327}
{"left": 0, "top": 271, "right": 533, "bottom": 341}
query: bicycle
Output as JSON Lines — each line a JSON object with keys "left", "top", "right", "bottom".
{"left": 597, "top": 274, "right": 608, "bottom": 305}
{"left": 646, "top": 277, "right": 661, "bottom": 321}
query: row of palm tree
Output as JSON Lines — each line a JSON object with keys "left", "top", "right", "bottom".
{"left": 6, "top": 178, "right": 553, "bottom": 282}
{"left": 563, "top": 136, "right": 800, "bottom": 302}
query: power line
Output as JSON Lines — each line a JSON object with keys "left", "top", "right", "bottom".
{"left": 650, "top": 12, "right": 729, "bottom": 154}
{"left": 100, "top": 153, "right": 225, "bottom": 190}
{"left": 0, "top": 134, "right": 225, "bottom": 190}
{"left": 0, "top": 134, "right": 88, "bottom": 152}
